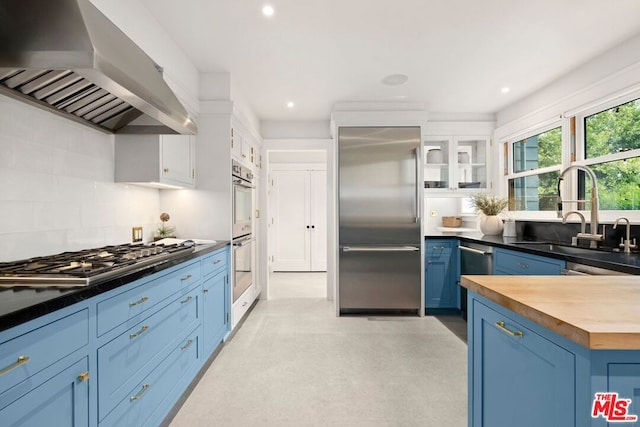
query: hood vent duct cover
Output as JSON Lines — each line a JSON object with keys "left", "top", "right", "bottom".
{"left": 0, "top": 0, "right": 196, "bottom": 134}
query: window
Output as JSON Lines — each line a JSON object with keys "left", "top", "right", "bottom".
{"left": 512, "top": 128, "right": 562, "bottom": 173}
{"left": 581, "top": 97, "right": 640, "bottom": 210}
{"left": 507, "top": 127, "right": 562, "bottom": 211}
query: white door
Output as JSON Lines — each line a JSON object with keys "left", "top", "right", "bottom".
{"left": 272, "top": 169, "right": 311, "bottom": 271}
{"left": 271, "top": 166, "right": 327, "bottom": 272}
{"left": 310, "top": 170, "right": 327, "bottom": 271}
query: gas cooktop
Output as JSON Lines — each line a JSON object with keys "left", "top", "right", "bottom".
{"left": 0, "top": 242, "right": 195, "bottom": 288}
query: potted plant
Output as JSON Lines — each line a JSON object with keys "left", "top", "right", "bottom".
{"left": 469, "top": 193, "right": 509, "bottom": 235}
{"left": 155, "top": 212, "right": 176, "bottom": 240}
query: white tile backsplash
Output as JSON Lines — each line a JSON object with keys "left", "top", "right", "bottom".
{"left": 0, "top": 96, "right": 161, "bottom": 261}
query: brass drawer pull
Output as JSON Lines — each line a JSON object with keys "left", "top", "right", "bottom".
{"left": 78, "top": 371, "right": 90, "bottom": 382}
{"left": 213, "top": 259, "right": 221, "bottom": 264}
{"left": 129, "top": 296, "right": 149, "bottom": 307}
{"left": 130, "top": 384, "right": 150, "bottom": 401}
{"left": 181, "top": 339, "right": 194, "bottom": 351}
{"left": 129, "top": 325, "right": 149, "bottom": 339}
{"left": 0, "top": 355, "right": 30, "bottom": 376}
{"left": 516, "top": 262, "right": 529, "bottom": 269}
{"left": 203, "top": 288, "right": 209, "bottom": 293}
{"left": 496, "top": 321, "right": 524, "bottom": 338}
{"left": 180, "top": 274, "right": 193, "bottom": 282}
{"left": 181, "top": 296, "right": 193, "bottom": 305}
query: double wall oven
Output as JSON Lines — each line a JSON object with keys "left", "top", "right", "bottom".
{"left": 232, "top": 160, "right": 255, "bottom": 302}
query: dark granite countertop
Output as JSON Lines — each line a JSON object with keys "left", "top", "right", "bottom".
{"left": 0, "top": 241, "right": 230, "bottom": 334}
{"left": 426, "top": 233, "right": 640, "bottom": 275}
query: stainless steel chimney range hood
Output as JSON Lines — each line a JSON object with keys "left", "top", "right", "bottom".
{"left": 0, "top": 0, "right": 197, "bottom": 135}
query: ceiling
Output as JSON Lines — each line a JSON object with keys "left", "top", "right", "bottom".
{"left": 139, "top": 0, "right": 640, "bottom": 122}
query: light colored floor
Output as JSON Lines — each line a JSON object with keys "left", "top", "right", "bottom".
{"left": 169, "top": 273, "right": 467, "bottom": 427}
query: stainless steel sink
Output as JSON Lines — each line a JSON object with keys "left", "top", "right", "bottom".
{"left": 511, "top": 241, "right": 615, "bottom": 256}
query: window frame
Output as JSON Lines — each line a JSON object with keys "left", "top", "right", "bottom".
{"left": 503, "top": 121, "right": 564, "bottom": 212}
{"left": 573, "top": 92, "right": 640, "bottom": 211}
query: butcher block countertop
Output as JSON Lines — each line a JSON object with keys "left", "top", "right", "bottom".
{"left": 461, "top": 275, "right": 640, "bottom": 350}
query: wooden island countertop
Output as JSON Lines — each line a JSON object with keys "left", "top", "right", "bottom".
{"left": 461, "top": 275, "right": 640, "bottom": 350}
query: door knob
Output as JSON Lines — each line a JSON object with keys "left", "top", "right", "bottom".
{"left": 306, "top": 225, "right": 310, "bottom": 229}
{"left": 311, "top": 225, "right": 315, "bottom": 229}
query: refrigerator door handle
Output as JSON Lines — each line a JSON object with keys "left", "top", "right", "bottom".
{"left": 342, "top": 246, "right": 420, "bottom": 252}
{"left": 414, "top": 147, "right": 420, "bottom": 224}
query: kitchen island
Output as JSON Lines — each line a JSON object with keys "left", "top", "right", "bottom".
{"left": 462, "top": 275, "right": 640, "bottom": 427}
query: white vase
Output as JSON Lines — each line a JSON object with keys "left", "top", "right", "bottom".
{"left": 479, "top": 215, "right": 504, "bottom": 236}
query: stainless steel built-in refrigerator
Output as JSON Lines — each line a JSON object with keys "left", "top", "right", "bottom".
{"left": 338, "top": 127, "right": 421, "bottom": 314}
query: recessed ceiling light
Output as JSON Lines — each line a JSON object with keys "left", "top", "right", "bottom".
{"left": 287, "top": 101, "right": 295, "bottom": 109}
{"left": 262, "top": 5, "right": 274, "bottom": 17}
{"left": 382, "top": 74, "right": 408, "bottom": 86}
{"left": 501, "top": 87, "right": 511, "bottom": 94}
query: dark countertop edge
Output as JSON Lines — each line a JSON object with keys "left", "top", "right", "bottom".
{"left": 0, "top": 241, "right": 230, "bottom": 334}
{"left": 425, "top": 234, "right": 640, "bottom": 275}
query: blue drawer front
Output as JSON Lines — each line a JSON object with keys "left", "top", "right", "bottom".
{"left": 493, "top": 248, "right": 565, "bottom": 275}
{"left": 99, "top": 328, "right": 200, "bottom": 427}
{"left": 201, "top": 248, "right": 228, "bottom": 278}
{"left": 0, "top": 309, "right": 89, "bottom": 397}
{"left": 97, "top": 262, "right": 201, "bottom": 337}
{"left": 97, "top": 286, "right": 200, "bottom": 420}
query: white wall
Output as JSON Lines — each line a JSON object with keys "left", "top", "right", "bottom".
{"left": 0, "top": 97, "right": 160, "bottom": 262}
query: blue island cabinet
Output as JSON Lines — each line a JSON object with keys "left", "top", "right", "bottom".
{"left": 469, "top": 291, "right": 640, "bottom": 427}
{"left": 425, "top": 239, "right": 458, "bottom": 311}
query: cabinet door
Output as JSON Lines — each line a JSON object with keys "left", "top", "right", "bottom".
{"left": 454, "top": 136, "right": 488, "bottom": 191}
{"left": 425, "top": 249, "right": 456, "bottom": 309}
{"left": 203, "top": 271, "right": 229, "bottom": 356}
{"left": 424, "top": 137, "right": 451, "bottom": 190}
{"left": 0, "top": 358, "right": 89, "bottom": 427}
{"left": 471, "top": 300, "right": 575, "bottom": 427}
{"left": 231, "top": 127, "right": 242, "bottom": 159}
{"left": 161, "top": 135, "right": 194, "bottom": 186}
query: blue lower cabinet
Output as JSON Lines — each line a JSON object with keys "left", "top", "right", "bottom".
{"left": 97, "top": 285, "right": 200, "bottom": 420}
{"left": 203, "top": 270, "right": 230, "bottom": 356}
{"left": 471, "top": 299, "right": 575, "bottom": 427}
{"left": 0, "top": 247, "right": 232, "bottom": 427}
{"left": 0, "top": 357, "right": 89, "bottom": 427}
{"left": 99, "top": 328, "right": 201, "bottom": 427}
{"left": 425, "top": 240, "right": 458, "bottom": 309}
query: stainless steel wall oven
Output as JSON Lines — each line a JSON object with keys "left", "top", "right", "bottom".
{"left": 231, "top": 160, "right": 254, "bottom": 302}
{"left": 232, "top": 160, "right": 254, "bottom": 239}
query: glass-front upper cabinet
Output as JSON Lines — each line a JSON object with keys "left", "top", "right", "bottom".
{"left": 424, "top": 138, "right": 450, "bottom": 189}
{"left": 424, "top": 136, "right": 489, "bottom": 191}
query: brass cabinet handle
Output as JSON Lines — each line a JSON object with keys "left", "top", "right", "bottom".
{"left": 495, "top": 321, "right": 524, "bottom": 338}
{"left": 180, "top": 296, "right": 193, "bottom": 305}
{"left": 180, "top": 274, "right": 192, "bottom": 282}
{"left": 129, "top": 325, "right": 149, "bottom": 339}
{"left": 181, "top": 339, "right": 193, "bottom": 351}
{"left": 78, "top": 371, "right": 90, "bottom": 382}
{"left": 0, "top": 355, "right": 30, "bottom": 376}
{"left": 163, "top": 168, "right": 169, "bottom": 173}
{"left": 213, "top": 259, "right": 221, "bottom": 264}
{"left": 129, "top": 296, "right": 149, "bottom": 307}
{"left": 203, "top": 288, "right": 209, "bottom": 293}
{"left": 516, "top": 262, "right": 529, "bottom": 269}
{"left": 130, "top": 384, "right": 150, "bottom": 401}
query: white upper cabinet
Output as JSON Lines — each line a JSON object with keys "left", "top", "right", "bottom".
{"left": 424, "top": 136, "right": 489, "bottom": 192}
{"left": 231, "top": 124, "right": 261, "bottom": 170}
{"left": 115, "top": 134, "right": 195, "bottom": 188}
